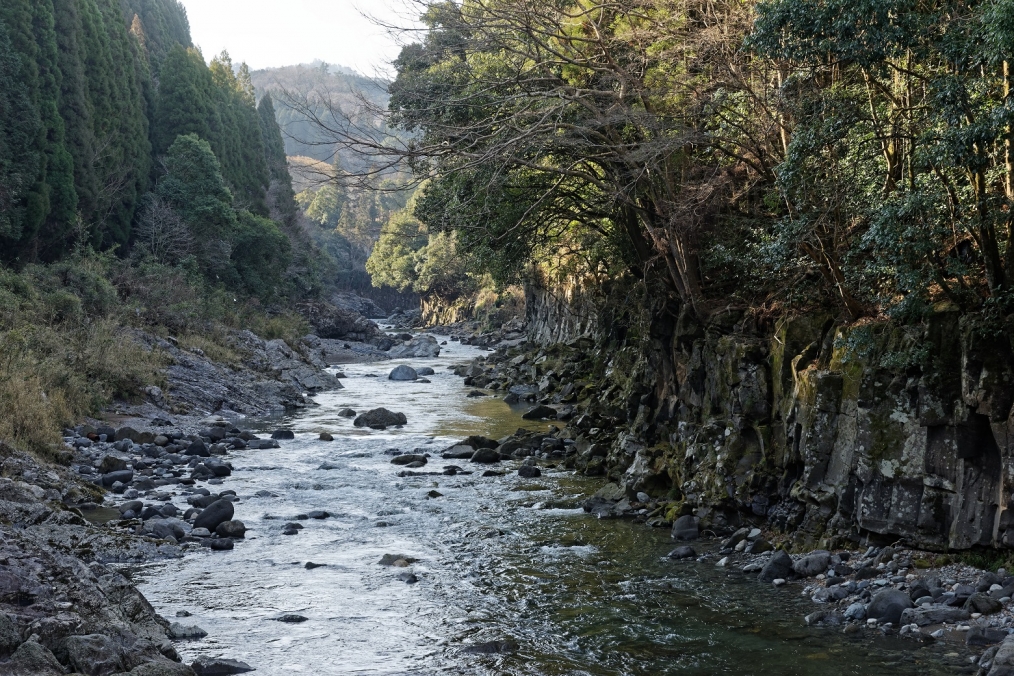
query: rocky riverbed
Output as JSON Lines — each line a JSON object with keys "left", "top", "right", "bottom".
{"left": 3, "top": 321, "right": 1014, "bottom": 675}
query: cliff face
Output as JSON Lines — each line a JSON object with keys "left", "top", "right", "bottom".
{"left": 524, "top": 281, "right": 1014, "bottom": 551}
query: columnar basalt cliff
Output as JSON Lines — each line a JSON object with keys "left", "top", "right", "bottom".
{"left": 518, "top": 278, "right": 1014, "bottom": 552}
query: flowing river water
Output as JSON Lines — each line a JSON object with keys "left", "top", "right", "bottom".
{"left": 131, "top": 337, "right": 966, "bottom": 675}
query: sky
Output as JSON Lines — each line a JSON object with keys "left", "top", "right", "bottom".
{"left": 178, "top": 0, "right": 418, "bottom": 76}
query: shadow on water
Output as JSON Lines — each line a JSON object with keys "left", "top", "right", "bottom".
{"left": 130, "top": 336, "right": 965, "bottom": 675}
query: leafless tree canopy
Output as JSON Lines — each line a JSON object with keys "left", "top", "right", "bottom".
{"left": 133, "top": 195, "right": 193, "bottom": 265}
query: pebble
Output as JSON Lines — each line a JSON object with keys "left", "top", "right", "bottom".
{"left": 773, "top": 579, "right": 786, "bottom": 586}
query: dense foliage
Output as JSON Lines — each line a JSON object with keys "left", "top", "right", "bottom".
{"left": 328, "top": 0, "right": 1014, "bottom": 325}
{"left": 0, "top": 0, "right": 316, "bottom": 304}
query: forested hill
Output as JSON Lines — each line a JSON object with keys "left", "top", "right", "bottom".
{"left": 250, "top": 62, "right": 391, "bottom": 165}
{"left": 0, "top": 0, "right": 307, "bottom": 300}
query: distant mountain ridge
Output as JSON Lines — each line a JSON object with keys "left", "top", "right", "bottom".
{"left": 250, "top": 62, "right": 391, "bottom": 166}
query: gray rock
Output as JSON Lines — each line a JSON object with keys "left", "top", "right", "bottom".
{"left": 671, "top": 515, "right": 699, "bottom": 541}
{"left": 169, "top": 623, "right": 208, "bottom": 639}
{"left": 100, "top": 456, "right": 129, "bottom": 473}
{"left": 968, "top": 626, "right": 1009, "bottom": 647}
{"left": 416, "top": 367, "right": 435, "bottom": 376}
{"left": 793, "top": 550, "right": 831, "bottom": 578}
{"left": 209, "top": 539, "right": 234, "bottom": 551}
{"left": 899, "top": 605, "right": 971, "bottom": 626}
{"left": 215, "top": 520, "right": 246, "bottom": 538}
{"left": 190, "top": 657, "right": 255, "bottom": 675}
{"left": 668, "top": 545, "right": 696, "bottom": 560}
{"left": 389, "top": 365, "right": 418, "bottom": 381}
{"left": 102, "top": 470, "right": 134, "bottom": 487}
{"left": 7, "top": 641, "right": 66, "bottom": 676}
{"left": 391, "top": 454, "right": 427, "bottom": 466}
{"left": 353, "top": 408, "right": 407, "bottom": 430}
{"left": 758, "top": 550, "right": 794, "bottom": 583}
{"left": 442, "top": 445, "right": 477, "bottom": 459}
{"left": 518, "top": 465, "right": 541, "bottom": 478}
{"left": 966, "top": 592, "right": 1003, "bottom": 615}
{"left": 271, "top": 430, "right": 295, "bottom": 440}
{"left": 113, "top": 661, "right": 197, "bottom": 676}
{"left": 119, "top": 500, "right": 144, "bottom": 515}
{"left": 319, "top": 432, "right": 334, "bottom": 441}
{"left": 844, "top": 602, "right": 866, "bottom": 621}
{"left": 867, "top": 589, "right": 914, "bottom": 624}
{"left": 470, "top": 448, "right": 501, "bottom": 464}
{"left": 0, "top": 612, "right": 21, "bottom": 657}
{"left": 274, "top": 614, "right": 308, "bottom": 623}
{"left": 338, "top": 408, "right": 357, "bottom": 418}
{"left": 61, "top": 633, "right": 126, "bottom": 675}
{"left": 522, "top": 405, "right": 557, "bottom": 420}
{"left": 388, "top": 335, "right": 440, "bottom": 359}
{"left": 193, "top": 499, "right": 235, "bottom": 532}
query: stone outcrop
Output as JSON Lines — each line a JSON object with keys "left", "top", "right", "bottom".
{"left": 513, "top": 277, "right": 1014, "bottom": 552}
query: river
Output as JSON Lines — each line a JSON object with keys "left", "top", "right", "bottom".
{"left": 131, "top": 336, "right": 964, "bottom": 675}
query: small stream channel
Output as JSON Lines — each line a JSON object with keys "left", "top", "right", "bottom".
{"left": 130, "top": 337, "right": 966, "bottom": 675}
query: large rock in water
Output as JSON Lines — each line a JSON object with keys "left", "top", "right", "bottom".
{"left": 193, "top": 499, "right": 235, "bottom": 532}
{"left": 297, "top": 300, "right": 379, "bottom": 340}
{"left": 758, "top": 550, "right": 794, "bottom": 582}
{"left": 866, "top": 589, "right": 913, "bottom": 625}
{"left": 388, "top": 335, "right": 441, "bottom": 358}
{"left": 671, "top": 515, "right": 699, "bottom": 540}
{"left": 354, "top": 408, "right": 408, "bottom": 430}
{"left": 389, "top": 365, "right": 418, "bottom": 381}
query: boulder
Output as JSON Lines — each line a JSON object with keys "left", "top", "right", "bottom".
{"left": 867, "top": 589, "right": 914, "bottom": 625}
{"left": 900, "top": 605, "right": 970, "bottom": 626}
{"left": 758, "top": 550, "right": 794, "bottom": 583}
{"left": 388, "top": 335, "right": 440, "bottom": 359}
{"left": 968, "top": 626, "right": 1008, "bottom": 647}
{"left": 668, "top": 546, "right": 696, "bottom": 560}
{"left": 114, "top": 426, "right": 142, "bottom": 442}
{"left": 417, "top": 367, "right": 435, "bottom": 376}
{"left": 7, "top": 641, "right": 65, "bottom": 676}
{"left": 190, "top": 657, "right": 255, "bottom": 676}
{"left": 793, "top": 550, "right": 831, "bottom": 578}
{"left": 518, "top": 465, "right": 542, "bottom": 478}
{"left": 671, "top": 515, "right": 699, "bottom": 541}
{"left": 271, "top": 430, "right": 295, "bottom": 440}
{"left": 470, "top": 448, "right": 501, "bottom": 464}
{"left": 522, "top": 405, "right": 557, "bottom": 420}
{"left": 168, "top": 623, "right": 208, "bottom": 639}
{"left": 353, "top": 408, "right": 407, "bottom": 430}
{"left": 215, "top": 520, "right": 246, "bottom": 538}
{"left": 0, "top": 612, "right": 21, "bottom": 657}
{"left": 442, "top": 445, "right": 476, "bottom": 459}
{"left": 389, "top": 365, "right": 418, "bottom": 381}
{"left": 965, "top": 592, "right": 1003, "bottom": 615}
{"left": 184, "top": 441, "right": 209, "bottom": 457}
{"left": 61, "top": 636, "right": 126, "bottom": 676}
{"left": 193, "top": 499, "right": 235, "bottom": 532}
{"left": 99, "top": 456, "right": 128, "bottom": 473}
{"left": 338, "top": 408, "right": 357, "bottom": 418}
{"left": 390, "top": 455, "right": 427, "bottom": 466}
{"left": 102, "top": 470, "right": 134, "bottom": 487}
{"left": 319, "top": 432, "right": 334, "bottom": 441}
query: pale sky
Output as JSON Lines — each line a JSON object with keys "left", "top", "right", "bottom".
{"left": 178, "top": 0, "right": 418, "bottom": 76}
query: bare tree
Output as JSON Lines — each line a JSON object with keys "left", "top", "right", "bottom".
{"left": 133, "top": 195, "right": 193, "bottom": 265}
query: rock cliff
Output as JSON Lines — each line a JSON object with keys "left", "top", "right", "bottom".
{"left": 521, "top": 280, "right": 1014, "bottom": 552}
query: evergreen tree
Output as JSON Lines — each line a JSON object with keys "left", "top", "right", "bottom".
{"left": 153, "top": 44, "right": 216, "bottom": 155}
{"left": 0, "top": 17, "right": 41, "bottom": 242}
{"left": 258, "top": 93, "right": 297, "bottom": 222}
